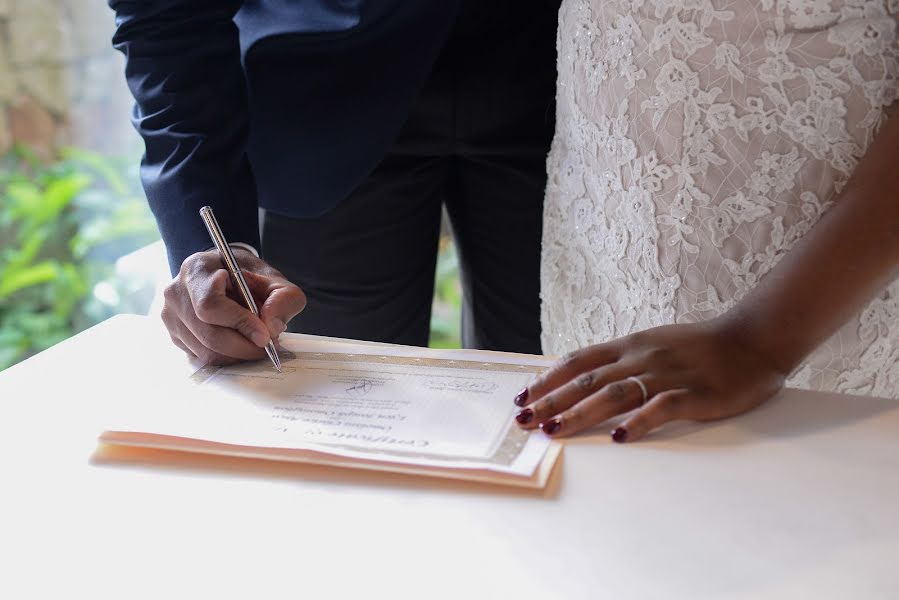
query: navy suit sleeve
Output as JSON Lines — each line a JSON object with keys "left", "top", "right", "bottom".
{"left": 109, "top": 0, "right": 260, "bottom": 275}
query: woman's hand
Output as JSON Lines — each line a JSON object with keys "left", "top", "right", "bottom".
{"left": 513, "top": 321, "right": 787, "bottom": 443}
{"left": 515, "top": 116, "right": 899, "bottom": 444}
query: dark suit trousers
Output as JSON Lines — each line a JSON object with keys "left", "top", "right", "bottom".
{"left": 260, "top": 2, "right": 558, "bottom": 353}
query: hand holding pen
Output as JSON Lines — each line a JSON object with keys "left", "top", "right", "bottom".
{"left": 200, "top": 206, "right": 285, "bottom": 371}
{"left": 157, "top": 207, "right": 306, "bottom": 369}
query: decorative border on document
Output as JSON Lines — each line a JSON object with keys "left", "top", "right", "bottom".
{"left": 190, "top": 351, "right": 548, "bottom": 467}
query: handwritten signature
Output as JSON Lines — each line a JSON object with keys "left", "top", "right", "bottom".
{"left": 345, "top": 378, "right": 374, "bottom": 396}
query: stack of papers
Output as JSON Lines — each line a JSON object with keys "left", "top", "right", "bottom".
{"left": 100, "top": 336, "right": 561, "bottom": 488}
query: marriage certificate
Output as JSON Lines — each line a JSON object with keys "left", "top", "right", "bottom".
{"left": 100, "top": 336, "right": 561, "bottom": 488}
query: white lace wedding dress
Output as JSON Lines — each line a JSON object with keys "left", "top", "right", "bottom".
{"left": 541, "top": 0, "right": 899, "bottom": 396}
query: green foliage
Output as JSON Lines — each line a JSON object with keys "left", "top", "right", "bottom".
{"left": 0, "top": 146, "right": 159, "bottom": 371}
{"left": 428, "top": 235, "right": 462, "bottom": 349}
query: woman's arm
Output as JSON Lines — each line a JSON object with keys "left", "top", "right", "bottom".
{"left": 720, "top": 114, "right": 899, "bottom": 376}
{"left": 514, "top": 115, "right": 899, "bottom": 442}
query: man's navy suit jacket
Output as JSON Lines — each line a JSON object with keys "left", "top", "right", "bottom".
{"left": 109, "top": 0, "right": 462, "bottom": 273}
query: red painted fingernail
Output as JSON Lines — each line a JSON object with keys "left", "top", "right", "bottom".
{"left": 611, "top": 427, "right": 628, "bottom": 443}
{"left": 540, "top": 419, "right": 561, "bottom": 435}
{"left": 514, "top": 388, "right": 529, "bottom": 406}
{"left": 515, "top": 408, "right": 534, "bottom": 425}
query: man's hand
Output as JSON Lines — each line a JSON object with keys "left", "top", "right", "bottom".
{"left": 161, "top": 248, "right": 307, "bottom": 365}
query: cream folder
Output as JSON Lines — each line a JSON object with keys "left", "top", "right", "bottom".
{"left": 100, "top": 335, "right": 562, "bottom": 489}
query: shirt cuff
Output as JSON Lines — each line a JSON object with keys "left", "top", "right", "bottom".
{"left": 204, "top": 242, "right": 260, "bottom": 258}
{"left": 228, "top": 242, "right": 260, "bottom": 257}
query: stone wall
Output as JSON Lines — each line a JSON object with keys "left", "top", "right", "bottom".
{"left": 0, "top": 0, "right": 138, "bottom": 159}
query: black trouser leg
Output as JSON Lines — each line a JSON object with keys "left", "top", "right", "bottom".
{"left": 261, "top": 0, "right": 557, "bottom": 352}
{"left": 261, "top": 155, "right": 446, "bottom": 346}
{"left": 446, "top": 154, "right": 545, "bottom": 354}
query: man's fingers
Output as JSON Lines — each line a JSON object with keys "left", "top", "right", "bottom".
{"left": 171, "top": 269, "right": 268, "bottom": 359}
{"left": 516, "top": 342, "right": 621, "bottom": 407}
{"left": 188, "top": 269, "right": 272, "bottom": 348}
{"left": 612, "top": 389, "right": 692, "bottom": 443}
{"left": 170, "top": 318, "right": 246, "bottom": 367}
{"left": 170, "top": 335, "right": 195, "bottom": 358}
{"left": 244, "top": 270, "right": 307, "bottom": 337}
{"left": 161, "top": 250, "right": 290, "bottom": 361}
{"left": 183, "top": 311, "right": 269, "bottom": 361}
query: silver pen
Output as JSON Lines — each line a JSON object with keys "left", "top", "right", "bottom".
{"left": 199, "top": 206, "right": 282, "bottom": 372}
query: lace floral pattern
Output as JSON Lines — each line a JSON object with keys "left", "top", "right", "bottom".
{"left": 542, "top": 0, "right": 899, "bottom": 396}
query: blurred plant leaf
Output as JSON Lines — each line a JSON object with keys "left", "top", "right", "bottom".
{"left": 38, "top": 173, "right": 92, "bottom": 223}
{"left": 0, "top": 146, "right": 160, "bottom": 371}
{"left": 429, "top": 235, "right": 462, "bottom": 349}
{"left": 5, "top": 180, "right": 41, "bottom": 219}
{"left": 0, "top": 261, "right": 58, "bottom": 299}
{"left": 5, "top": 226, "right": 49, "bottom": 272}
{"left": 0, "top": 329, "right": 28, "bottom": 371}
{"left": 61, "top": 147, "right": 130, "bottom": 197}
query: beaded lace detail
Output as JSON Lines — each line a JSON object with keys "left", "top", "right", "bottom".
{"left": 542, "top": 0, "right": 899, "bottom": 396}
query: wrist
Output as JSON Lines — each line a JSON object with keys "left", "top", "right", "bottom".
{"left": 708, "top": 309, "right": 800, "bottom": 379}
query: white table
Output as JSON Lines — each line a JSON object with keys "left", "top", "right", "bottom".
{"left": 1, "top": 315, "right": 897, "bottom": 600}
